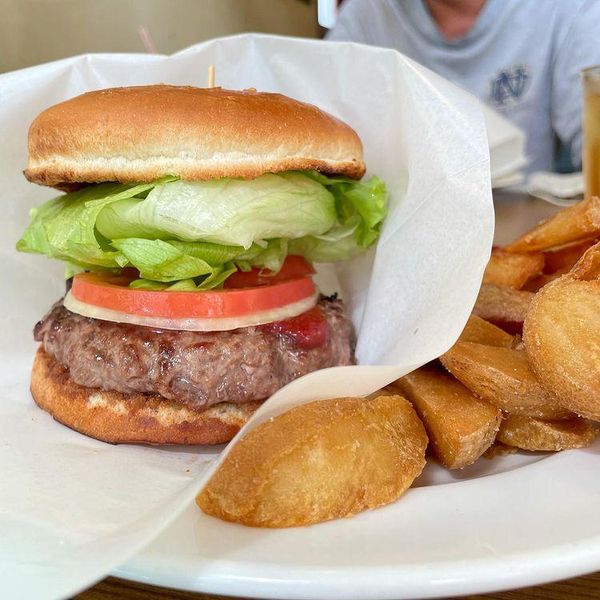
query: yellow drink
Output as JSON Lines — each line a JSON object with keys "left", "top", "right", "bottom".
{"left": 583, "top": 66, "right": 600, "bottom": 197}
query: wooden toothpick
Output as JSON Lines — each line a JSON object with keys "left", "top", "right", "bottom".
{"left": 137, "top": 25, "right": 157, "bottom": 54}
{"left": 207, "top": 65, "right": 215, "bottom": 88}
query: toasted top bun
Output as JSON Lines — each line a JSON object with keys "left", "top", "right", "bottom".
{"left": 24, "top": 85, "right": 366, "bottom": 188}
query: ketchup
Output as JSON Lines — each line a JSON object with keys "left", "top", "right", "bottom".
{"left": 261, "top": 307, "right": 329, "bottom": 350}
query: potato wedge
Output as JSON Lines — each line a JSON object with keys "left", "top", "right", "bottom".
{"left": 570, "top": 239, "right": 600, "bottom": 280}
{"left": 522, "top": 272, "right": 560, "bottom": 293}
{"left": 457, "top": 314, "right": 514, "bottom": 347}
{"left": 483, "top": 442, "right": 518, "bottom": 459}
{"left": 544, "top": 239, "right": 597, "bottom": 275}
{"left": 524, "top": 275, "right": 600, "bottom": 421}
{"left": 505, "top": 196, "right": 600, "bottom": 253}
{"left": 197, "top": 394, "right": 428, "bottom": 528}
{"left": 472, "top": 284, "right": 534, "bottom": 333}
{"left": 393, "top": 366, "right": 501, "bottom": 469}
{"left": 441, "top": 342, "right": 571, "bottom": 419}
{"left": 497, "top": 415, "right": 598, "bottom": 451}
{"left": 483, "top": 249, "right": 544, "bottom": 289}
{"left": 523, "top": 240, "right": 597, "bottom": 292}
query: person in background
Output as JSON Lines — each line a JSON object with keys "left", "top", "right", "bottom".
{"left": 326, "top": 0, "right": 600, "bottom": 175}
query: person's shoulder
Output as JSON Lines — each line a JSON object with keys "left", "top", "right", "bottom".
{"left": 549, "top": 0, "right": 600, "bottom": 21}
{"left": 546, "top": 0, "right": 600, "bottom": 39}
{"left": 504, "top": 0, "right": 600, "bottom": 37}
{"left": 505, "top": 0, "right": 594, "bottom": 20}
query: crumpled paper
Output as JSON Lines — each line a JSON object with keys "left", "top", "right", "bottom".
{"left": 0, "top": 34, "right": 492, "bottom": 600}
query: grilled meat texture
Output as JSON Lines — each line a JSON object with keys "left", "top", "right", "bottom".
{"left": 34, "top": 298, "right": 355, "bottom": 410}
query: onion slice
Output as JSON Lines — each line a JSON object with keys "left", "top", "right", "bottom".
{"left": 63, "top": 290, "right": 319, "bottom": 332}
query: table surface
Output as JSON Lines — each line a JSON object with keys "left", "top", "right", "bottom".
{"left": 77, "top": 193, "right": 599, "bottom": 600}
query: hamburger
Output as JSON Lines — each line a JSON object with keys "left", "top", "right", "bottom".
{"left": 17, "top": 85, "right": 387, "bottom": 445}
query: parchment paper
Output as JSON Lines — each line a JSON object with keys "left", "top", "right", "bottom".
{"left": 0, "top": 34, "right": 493, "bottom": 600}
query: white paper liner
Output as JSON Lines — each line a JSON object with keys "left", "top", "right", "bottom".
{"left": 0, "top": 34, "right": 492, "bottom": 599}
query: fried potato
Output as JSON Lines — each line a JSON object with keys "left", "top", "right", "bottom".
{"left": 197, "top": 394, "right": 428, "bottom": 528}
{"left": 457, "top": 314, "right": 514, "bottom": 347}
{"left": 483, "top": 442, "right": 518, "bottom": 459}
{"left": 523, "top": 240, "right": 597, "bottom": 292}
{"left": 505, "top": 196, "right": 600, "bottom": 253}
{"left": 483, "top": 249, "right": 544, "bottom": 289}
{"left": 524, "top": 275, "right": 600, "bottom": 421}
{"left": 544, "top": 239, "right": 597, "bottom": 275}
{"left": 440, "top": 342, "right": 572, "bottom": 419}
{"left": 522, "top": 272, "right": 560, "bottom": 293}
{"left": 472, "top": 283, "right": 534, "bottom": 333}
{"left": 393, "top": 366, "right": 501, "bottom": 469}
{"left": 497, "top": 414, "right": 598, "bottom": 451}
{"left": 570, "top": 239, "right": 600, "bottom": 279}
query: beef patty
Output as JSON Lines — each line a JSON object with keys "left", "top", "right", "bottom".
{"left": 34, "top": 297, "right": 355, "bottom": 410}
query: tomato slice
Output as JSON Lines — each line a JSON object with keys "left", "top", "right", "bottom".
{"left": 260, "top": 307, "right": 330, "bottom": 350}
{"left": 71, "top": 272, "right": 316, "bottom": 319}
{"left": 224, "top": 255, "right": 315, "bottom": 289}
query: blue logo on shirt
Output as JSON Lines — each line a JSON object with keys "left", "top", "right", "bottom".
{"left": 490, "top": 65, "right": 529, "bottom": 107}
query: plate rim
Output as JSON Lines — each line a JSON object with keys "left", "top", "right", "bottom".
{"left": 114, "top": 537, "right": 600, "bottom": 600}
{"left": 114, "top": 448, "right": 600, "bottom": 600}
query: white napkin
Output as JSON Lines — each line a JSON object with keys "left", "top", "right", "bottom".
{"left": 527, "top": 171, "right": 584, "bottom": 206}
{"left": 0, "top": 34, "right": 493, "bottom": 600}
{"left": 481, "top": 103, "right": 527, "bottom": 188}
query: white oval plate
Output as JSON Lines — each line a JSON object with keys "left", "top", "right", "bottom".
{"left": 115, "top": 443, "right": 600, "bottom": 599}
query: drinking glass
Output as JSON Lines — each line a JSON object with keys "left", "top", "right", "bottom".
{"left": 582, "top": 66, "right": 600, "bottom": 197}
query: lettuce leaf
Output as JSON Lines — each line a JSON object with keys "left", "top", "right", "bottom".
{"left": 16, "top": 171, "right": 388, "bottom": 289}
{"left": 17, "top": 178, "right": 176, "bottom": 267}
{"left": 111, "top": 238, "right": 213, "bottom": 282}
{"left": 289, "top": 173, "right": 388, "bottom": 261}
{"left": 95, "top": 172, "right": 336, "bottom": 248}
{"left": 129, "top": 263, "right": 238, "bottom": 291}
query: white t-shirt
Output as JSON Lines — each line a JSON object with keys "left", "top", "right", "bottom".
{"left": 327, "top": 0, "right": 600, "bottom": 174}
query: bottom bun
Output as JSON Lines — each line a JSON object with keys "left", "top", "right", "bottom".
{"left": 31, "top": 347, "right": 260, "bottom": 445}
